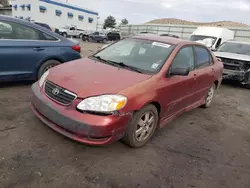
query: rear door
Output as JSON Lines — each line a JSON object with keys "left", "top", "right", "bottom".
{"left": 161, "top": 46, "right": 197, "bottom": 118}
{"left": 193, "top": 46, "right": 216, "bottom": 101}
{"left": 0, "top": 20, "right": 54, "bottom": 81}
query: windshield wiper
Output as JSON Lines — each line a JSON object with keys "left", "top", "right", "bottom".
{"left": 91, "top": 56, "right": 143, "bottom": 73}
{"left": 107, "top": 61, "right": 143, "bottom": 73}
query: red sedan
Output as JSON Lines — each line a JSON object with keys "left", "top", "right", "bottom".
{"left": 31, "top": 35, "right": 223, "bottom": 148}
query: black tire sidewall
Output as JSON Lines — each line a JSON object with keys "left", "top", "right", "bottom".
{"left": 123, "top": 104, "right": 158, "bottom": 148}
{"left": 37, "top": 60, "right": 60, "bottom": 80}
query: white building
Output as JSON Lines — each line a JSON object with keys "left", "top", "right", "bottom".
{"left": 11, "top": 0, "right": 99, "bottom": 30}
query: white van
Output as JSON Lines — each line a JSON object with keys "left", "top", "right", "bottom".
{"left": 189, "top": 27, "right": 234, "bottom": 50}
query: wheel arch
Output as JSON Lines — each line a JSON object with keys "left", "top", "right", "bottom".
{"left": 36, "top": 58, "right": 64, "bottom": 79}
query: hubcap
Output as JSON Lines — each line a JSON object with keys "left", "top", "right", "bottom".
{"left": 44, "top": 65, "right": 54, "bottom": 73}
{"left": 135, "top": 112, "right": 155, "bottom": 142}
{"left": 206, "top": 86, "right": 214, "bottom": 105}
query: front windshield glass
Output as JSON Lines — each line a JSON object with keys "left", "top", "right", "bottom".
{"left": 190, "top": 35, "right": 217, "bottom": 45}
{"left": 92, "top": 38, "right": 175, "bottom": 74}
{"left": 217, "top": 42, "right": 250, "bottom": 55}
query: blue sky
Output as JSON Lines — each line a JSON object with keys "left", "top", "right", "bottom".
{"left": 68, "top": 0, "right": 250, "bottom": 25}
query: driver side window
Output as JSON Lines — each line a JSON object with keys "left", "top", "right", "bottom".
{"left": 171, "top": 46, "right": 195, "bottom": 70}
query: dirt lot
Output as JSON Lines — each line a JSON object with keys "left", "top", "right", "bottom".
{"left": 1, "top": 42, "right": 250, "bottom": 188}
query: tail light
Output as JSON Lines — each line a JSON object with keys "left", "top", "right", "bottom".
{"left": 72, "top": 45, "right": 81, "bottom": 53}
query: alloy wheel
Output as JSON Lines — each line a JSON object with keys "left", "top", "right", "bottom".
{"left": 135, "top": 112, "right": 155, "bottom": 142}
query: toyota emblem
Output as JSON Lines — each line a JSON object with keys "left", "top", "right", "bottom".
{"left": 52, "top": 88, "right": 60, "bottom": 95}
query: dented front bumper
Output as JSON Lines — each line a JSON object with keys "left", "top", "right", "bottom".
{"left": 30, "top": 83, "right": 132, "bottom": 145}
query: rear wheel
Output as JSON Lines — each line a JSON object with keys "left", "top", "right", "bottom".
{"left": 122, "top": 104, "right": 158, "bottom": 148}
{"left": 202, "top": 84, "right": 216, "bottom": 108}
{"left": 37, "top": 60, "right": 61, "bottom": 80}
{"left": 62, "top": 32, "right": 67, "bottom": 38}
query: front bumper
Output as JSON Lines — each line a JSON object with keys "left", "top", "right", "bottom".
{"left": 30, "top": 83, "right": 132, "bottom": 145}
{"left": 223, "top": 69, "right": 245, "bottom": 81}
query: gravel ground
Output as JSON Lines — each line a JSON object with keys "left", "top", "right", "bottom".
{"left": 1, "top": 42, "right": 250, "bottom": 188}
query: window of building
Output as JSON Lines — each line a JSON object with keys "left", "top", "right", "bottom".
{"left": 68, "top": 12, "right": 74, "bottom": 18}
{"left": 39, "top": 6, "right": 47, "bottom": 13}
{"left": 13, "top": 5, "right": 18, "bottom": 10}
{"left": 89, "top": 17, "right": 93, "bottom": 23}
{"left": 56, "top": 10, "right": 62, "bottom": 16}
{"left": 78, "top": 15, "right": 84, "bottom": 21}
{"left": 26, "top": 4, "right": 31, "bottom": 11}
{"left": 20, "top": 4, "right": 25, "bottom": 10}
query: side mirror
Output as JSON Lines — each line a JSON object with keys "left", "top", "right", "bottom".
{"left": 169, "top": 68, "right": 190, "bottom": 76}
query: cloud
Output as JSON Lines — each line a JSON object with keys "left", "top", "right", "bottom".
{"left": 68, "top": 0, "right": 250, "bottom": 25}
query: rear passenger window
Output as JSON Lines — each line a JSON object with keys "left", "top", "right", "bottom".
{"left": 171, "top": 46, "right": 195, "bottom": 70}
{"left": 41, "top": 33, "right": 58, "bottom": 41}
{"left": 0, "top": 20, "right": 56, "bottom": 41}
{"left": 194, "top": 46, "right": 212, "bottom": 68}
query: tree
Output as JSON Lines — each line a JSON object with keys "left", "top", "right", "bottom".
{"left": 0, "top": 0, "right": 9, "bottom": 6}
{"left": 121, "top": 18, "right": 129, "bottom": 25}
{"left": 103, "top": 16, "right": 116, "bottom": 29}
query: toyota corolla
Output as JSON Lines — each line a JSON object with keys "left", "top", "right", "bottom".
{"left": 31, "top": 35, "right": 223, "bottom": 148}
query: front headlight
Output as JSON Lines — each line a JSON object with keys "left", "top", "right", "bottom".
{"left": 77, "top": 95, "right": 127, "bottom": 113}
{"left": 39, "top": 70, "right": 49, "bottom": 87}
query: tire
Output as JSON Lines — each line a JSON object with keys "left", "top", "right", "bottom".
{"left": 37, "top": 60, "right": 61, "bottom": 80}
{"left": 202, "top": 84, "right": 216, "bottom": 108}
{"left": 79, "top": 33, "right": 83, "bottom": 39}
{"left": 62, "top": 32, "right": 67, "bottom": 38}
{"left": 122, "top": 104, "right": 158, "bottom": 148}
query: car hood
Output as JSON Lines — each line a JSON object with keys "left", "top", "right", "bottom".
{"left": 214, "top": 52, "right": 250, "bottom": 62}
{"left": 47, "top": 58, "right": 152, "bottom": 98}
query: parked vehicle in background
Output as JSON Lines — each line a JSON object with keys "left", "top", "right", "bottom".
{"left": 214, "top": 41, "right": 250, "bottom": 88}
{"left": 57, "top": 25, "right": 86, "bottom": 38}
{"left": 34, "top": 22, "right": 52, "bottom": 31}
{"left": 107, "top": 32, "right": 121, "bottom": 41}
{"left": 31, "top": 35, "right": 223, "bottom": 148}
{"left": 0, "top": 15, "right": 81, "bottom": 82}
{"left": 189, "top": 27, "right": 234, "bottom": 51}
{"left": 87, "top": 31, "right": 108, "bottom": 43}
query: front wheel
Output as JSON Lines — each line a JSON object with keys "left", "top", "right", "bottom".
{"left": 122, "top": 104, "right": 158, "bottom": 148}
{"left": 79, "top": 34, "right": 83, "bottom": 39}
{"left": 202, "top": 84, "right": 216, "bottom": 108}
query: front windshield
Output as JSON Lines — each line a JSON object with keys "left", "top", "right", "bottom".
{"left": 93, "top": 38, "right": 175, "bottom": 74}
{"left": 217, "top": 42, "right": 250, "bottom": 55}
{"left": 190, "top": 35, "right": 217, "bottom": 45}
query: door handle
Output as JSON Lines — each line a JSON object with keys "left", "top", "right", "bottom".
{"left": 33, "top": 47, "right": 45, "bottom": 51}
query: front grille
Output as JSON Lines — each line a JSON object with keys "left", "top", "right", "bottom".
{"left": 219, "top": 57, "right": 244, "bottom": 71}
{"left": 44, "top": 81, "right": 77, "bottom": 105}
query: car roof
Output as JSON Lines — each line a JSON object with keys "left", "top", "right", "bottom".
{"left": 130, "top": 34, "right": 197, "bottom": 45}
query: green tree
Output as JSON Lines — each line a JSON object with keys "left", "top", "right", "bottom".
{"left": 121, "top": 18, "right": 129, "bottom": 25}
{"left": 103, "top": 16, "right": 116, "bottom": 28}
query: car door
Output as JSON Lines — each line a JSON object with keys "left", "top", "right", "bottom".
{"left": 68, "top": 27, "right": 75, "bottom": 36}
{"left": 161, "top": 46, "right": 197, "bottom": 118}
{"left": 193, "top": 46, "right": 216, "bottom": 101}
{"left": 0, "top": 20, "right": 48, "bottom": 81}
